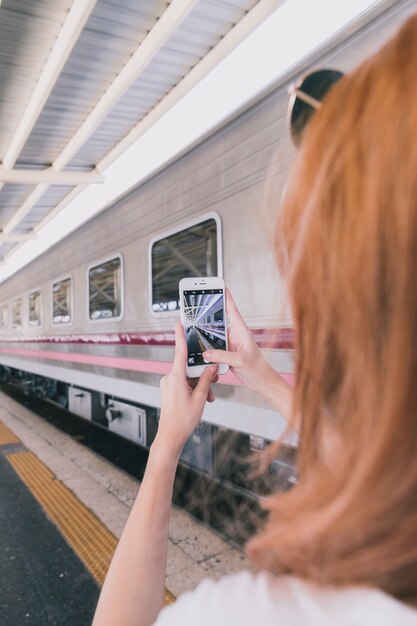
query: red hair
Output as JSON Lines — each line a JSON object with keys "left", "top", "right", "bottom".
{"left": 248, "top": 14, "right": 417, "bottom": 603}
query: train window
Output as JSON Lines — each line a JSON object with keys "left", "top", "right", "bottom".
{"left": 214, "top": 308, "right": 223, "bottom": 322}
{"left": 28, "top": 290, "right": 42, "bottom": 327}
{"left": 0, "top": 303, "right": 8, "bottom": 330}
{"left": 88, "top": 256, "right": 123, "bottom": 321}
{"left": 150, "top": 214, "right": 222, "bottom": 313}
{"left": 52, "top": 277, "right": 72, "bottom": 324}
{"left": 12, "top": 298, "right": 22, "bottom": 329}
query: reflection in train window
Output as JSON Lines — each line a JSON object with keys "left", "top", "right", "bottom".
{"left": 28, "top": 290, "right": 42, "bottom": 327}
{"left": 12, "top": 298, "right": 22, "bottom": 329}
{"left": 89, "top": 256, "right": 122, "bottom": 320}
{"left": 151, "top": 217, "right": 218, "bottom": 313}
{"left": 0, "top": 303, "right": 8, "bottom": 330}
{"left": 53, "top": 277, "right": 72, "bottom": 324}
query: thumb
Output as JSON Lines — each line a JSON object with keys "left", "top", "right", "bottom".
{"left": 193, "top": 365, "right": 218, "bottom": 404}
{"left": 173, "top": 323, "right": 187, "bottom": 374}
{"left": 203, "top": 349, "right": 241, "bottom": 368}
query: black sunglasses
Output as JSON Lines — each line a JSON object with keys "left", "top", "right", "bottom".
{"left": 288, "top": 68, "right": 344, "bottom": 147}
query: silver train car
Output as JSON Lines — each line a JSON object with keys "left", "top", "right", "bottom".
{"left": 0, "top": 1, "right": 414, "bottom": 490}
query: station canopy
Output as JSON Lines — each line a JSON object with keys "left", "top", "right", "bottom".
{"left": 0, "top": 0, "right": 390, "bottom": 282}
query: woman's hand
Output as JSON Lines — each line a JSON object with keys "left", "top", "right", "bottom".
{"left": 155, "top": 323, "right": 218, "bottom": 459}
{"left": 202, "top": 290, "right": 294, "bottom": 421}
{"left": 202, "top": 290, "right": 276, "bottom": 394}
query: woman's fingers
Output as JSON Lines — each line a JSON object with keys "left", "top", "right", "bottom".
{"left": 202, "top": 349, "right": 242, "bottom": 368}
{"left": 193, "top": 365, "right": 218, "bottom": 404}
{"left": 187, "top": 374, "right": 218, "bottom": 387}
{"left": 187, "top": 373, "right": 218, "bottom": 402}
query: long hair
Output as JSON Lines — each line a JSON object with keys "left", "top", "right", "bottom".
{"left": 247, "top": 15, "right": 417, "bottom": 603}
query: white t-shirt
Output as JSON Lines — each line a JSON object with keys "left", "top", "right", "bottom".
{"left": 154, "top": 571, "right": 417, "bottom": 625}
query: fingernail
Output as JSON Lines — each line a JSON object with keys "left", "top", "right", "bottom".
{"left": 203, "top": 350, "right": 210, "bottom": 357}
{"left": 208, "top": 365, "right": 218, "bottom": 375}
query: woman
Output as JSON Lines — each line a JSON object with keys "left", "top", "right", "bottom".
{"left": 93, "top": 14, "right": 417, "bottom": 626}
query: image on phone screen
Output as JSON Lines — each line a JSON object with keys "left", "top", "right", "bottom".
{"left": 183, "top": 289, "right": 226, "bottom": 367}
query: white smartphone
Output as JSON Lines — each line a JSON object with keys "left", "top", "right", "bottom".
{"left": 179, "top": 276, "right": 229, "bottom": 378}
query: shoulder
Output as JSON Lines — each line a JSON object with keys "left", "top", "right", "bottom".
{"left": 153, "top": 570, "right": 417, "bottom": 626}
{"left": 153, "top": 571, "right": 314, "bottom": 626}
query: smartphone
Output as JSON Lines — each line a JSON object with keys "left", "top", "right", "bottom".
{"left": 179, "top": 276, "right": 229, "bottom": 378}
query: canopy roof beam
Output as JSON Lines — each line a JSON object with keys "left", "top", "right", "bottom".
{"left": 0, "top": 167, "right": 104, "bottom": 186}
{"left": 0, "top": 233, "right": 36, "bottom": 243}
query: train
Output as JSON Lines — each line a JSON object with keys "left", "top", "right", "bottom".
{"left": 0, "top": 1, "right": 413, "bottom": 496}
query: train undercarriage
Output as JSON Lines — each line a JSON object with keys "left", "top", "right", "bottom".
{"left": 0, "top": 364, "right": 297, "bottom": 527}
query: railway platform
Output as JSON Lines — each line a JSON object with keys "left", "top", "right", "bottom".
{"left": 0, "top": 391, "right": 249, "bottom": 625}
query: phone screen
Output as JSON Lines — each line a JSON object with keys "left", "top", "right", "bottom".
{"left": 182, "top": 288, "right": 226, "bottom": 367}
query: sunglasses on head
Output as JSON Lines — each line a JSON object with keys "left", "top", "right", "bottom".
{"left": 288, "top": 68, "right": 344, "bottom": 148}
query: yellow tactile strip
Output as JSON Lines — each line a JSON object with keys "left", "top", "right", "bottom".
{"left": 0, "top": 420, "right": 20, "bottom": 445}
{"left": 8, "top": 450, "right": 119, "bottom": 585}
{"left": 2, "top": 428, "right": 175, "bottom": 605}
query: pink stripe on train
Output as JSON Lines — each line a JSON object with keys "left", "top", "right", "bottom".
{"left": 0, "top": 346, "right": 295, "bottom": 387}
